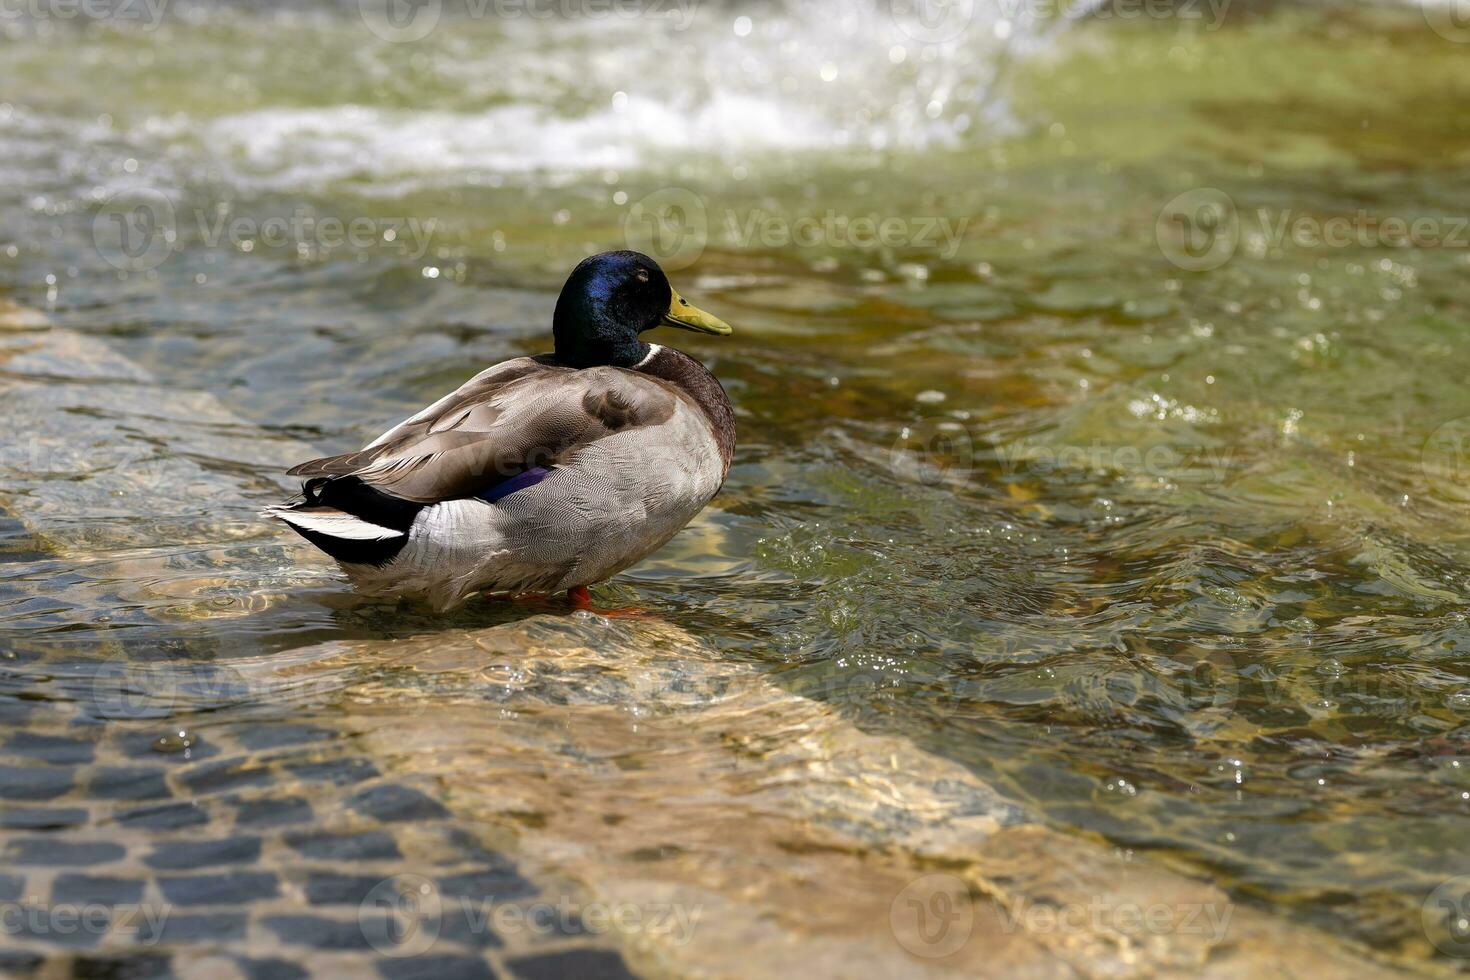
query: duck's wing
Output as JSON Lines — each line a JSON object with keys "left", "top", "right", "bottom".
{"left": 285, "top": 356, "right": 682, "bottom": 504}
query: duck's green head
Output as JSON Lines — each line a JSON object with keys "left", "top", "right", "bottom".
{"left": 553, "top": 250, "right": 733, "bottom": 369}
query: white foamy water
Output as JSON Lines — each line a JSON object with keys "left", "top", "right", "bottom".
{"left": 3, "top": 1, "right": 1069, "bottom": 201}
{"left": 192, "top": 92, "right": 847, "bottom": 193}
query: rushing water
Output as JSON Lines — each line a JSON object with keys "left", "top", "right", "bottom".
{"left": 2, "top": 0, "right": 1470, "bottom": 973}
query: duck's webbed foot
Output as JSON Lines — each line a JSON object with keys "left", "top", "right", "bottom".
{"left": 566, "top": 586, "right": 653, "bottom": 619}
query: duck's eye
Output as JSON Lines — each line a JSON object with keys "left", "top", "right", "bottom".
{"left": 635, "top": 269, "right": 650, "bottom": 282}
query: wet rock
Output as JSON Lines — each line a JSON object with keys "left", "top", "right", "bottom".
{"left": 4, "top": 731, "right": 95, "bottom": 765}
{"left": 303, "top": 872, "right": 383, "bottom": 906}
{"left": 6, "top": 910, "right": 104, "bottom": 949}
{"left": 52, "top": 875, "right": 144, "bottom": 907}
{"left": 0, "top": 764, "right": 76, "bottom": 800}
{"left": 0, "top": 951, "right": 43, "bottom": 975}
{"left": 114, "top": 730, "right": 219, "bottom": 763}
{"left": 435, "top": 903, "right": 504, "bottom": 951}
{"left": 506, "top": 950, "right": 637, "bottom": 980}
{"left": 5, "top": 838, "right": 124, "bottom": 866}
{"left": 86, "top": 767, "right": 171, "bottom": 801}
{"left": 284, "top": 829, "right": 401, "bottom": 861}
{"left": 437, "top": 865, "right": 536, "bottom": 904}
{"left": 263, "top": 914, "right": 378, "bottom": 951}
{"left": 0, "top": 806, "right": 88, "bottom": 830}
{"left": 232, "top": 958, "right": 307, "bottom": 980}
{"left": 116, "top": 802, "right": 209, "bottom": 830}
{"left": 378, "top": 955, "right": 496, "bottom": 980}
{"left": 157, "top": 871, "right": 279, "bottom": 905}
{"left": 142, "top": 912, "right": 249, "bottom": 945}
{"left": 234, "top": 796, "right": 312, "bottom": 827}
{"left": 433, "top": 827, "right": 507, "bottom": 866}
{"left": 177, "top": 758, "right": 272, "bottom": 795}
{"left": 143, "top": 836, "right": 261, "bottom": 870}
{"left": 236, "top": 724, "right": 334, "bottom": 750}
{"left": 70, "top": 953, "right": 172, "bottom": 979}
{"left": 346, "top": 783, "right": 450, "bottom": 823}
{"left": 282, "top": 756, "right": 379, "bottom": 786}
{"left": 0, "top": 699, "right": 35, "bottom": 725}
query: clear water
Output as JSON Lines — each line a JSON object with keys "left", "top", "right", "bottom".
{"left": 2, "top": 0, "right": 1470, "bottom": 971}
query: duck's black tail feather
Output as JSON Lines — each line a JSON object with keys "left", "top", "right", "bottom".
{"left": 264, "top": 476, "right": 425, "bottom": 567}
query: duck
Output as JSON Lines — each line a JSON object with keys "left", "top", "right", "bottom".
{"left": 265, "top": 250, "right": 735, "bottom": 611}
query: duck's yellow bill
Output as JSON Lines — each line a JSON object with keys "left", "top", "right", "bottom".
{"left": 662, "top": 286, "right": 733, "bottom": 336}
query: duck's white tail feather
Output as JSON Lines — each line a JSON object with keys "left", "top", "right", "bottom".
{"left": 263, "top": 505, "right": 405, "bottom": 542}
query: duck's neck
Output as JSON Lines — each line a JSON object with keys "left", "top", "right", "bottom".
{"left": 634, "top": 344, "right": 735, "bottom": 479}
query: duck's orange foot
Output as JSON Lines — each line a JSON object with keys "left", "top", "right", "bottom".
{"left": 566, "top": 586, "right": 653, "bottom": 619}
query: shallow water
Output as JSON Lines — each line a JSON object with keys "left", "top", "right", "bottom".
{"left": 2, "top": 0, "right": 1470, "bottom": 973}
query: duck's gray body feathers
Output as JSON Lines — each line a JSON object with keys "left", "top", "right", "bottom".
{"left": 267, "top": 345, "right": 732, "bottom": 610}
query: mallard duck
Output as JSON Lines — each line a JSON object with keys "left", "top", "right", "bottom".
{"left": 266, "top": 250, "right": 735, "bottom": 611}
